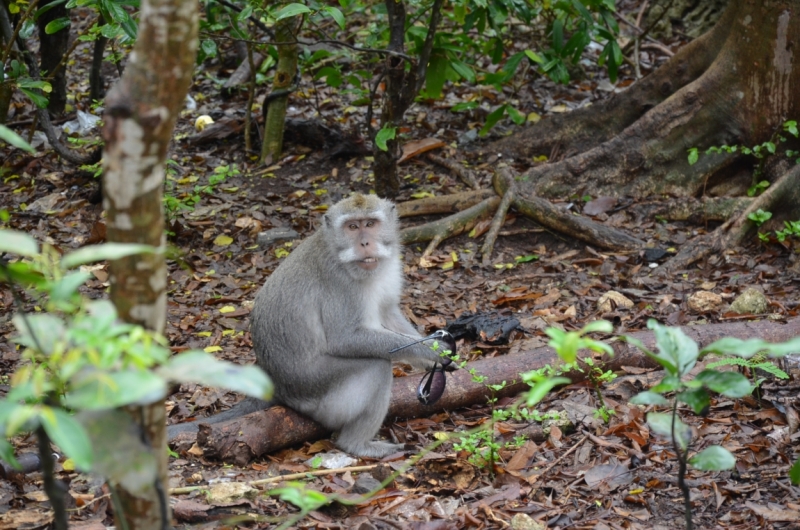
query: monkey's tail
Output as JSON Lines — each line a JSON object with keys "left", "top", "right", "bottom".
{"left": 166, "top": 397, "right": 273, "bottom": 441}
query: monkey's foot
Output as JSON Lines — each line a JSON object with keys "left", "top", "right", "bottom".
{"left": 338, "top": 440, "right": 405, "bottom": 459}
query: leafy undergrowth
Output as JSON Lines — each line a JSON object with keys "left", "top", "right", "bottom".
{"left": 3, "top": 5, "right": 800, "bottom": 530}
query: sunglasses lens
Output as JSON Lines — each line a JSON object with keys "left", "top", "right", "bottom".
{"left": 417, "top": 366, "right": 447, "bottom": 405}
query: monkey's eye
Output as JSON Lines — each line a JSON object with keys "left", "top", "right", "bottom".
{"left": 348, "top": 223, "right": 359, "bottom": 231}
{"left": 366, "top": 220, "right": 375, "bottom": 228}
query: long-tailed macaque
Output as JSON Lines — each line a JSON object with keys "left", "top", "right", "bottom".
{"left": 168, "top": 194, "right": 448, "bottom": 458}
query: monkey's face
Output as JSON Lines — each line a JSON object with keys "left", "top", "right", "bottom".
{"left": 339, "top": 218, "right": 393, "bottom": 272}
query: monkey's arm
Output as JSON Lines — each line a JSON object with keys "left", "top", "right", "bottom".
{"left": 326, "top": 327, "right": 439, "bottom": 362}
{"left": 383, "top": 305, "right": 422, "bottom": 337}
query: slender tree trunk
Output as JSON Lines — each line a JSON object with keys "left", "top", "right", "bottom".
{"left": 37, "top": 3, "right": 69, "bottom": 114}
{"left": 260, "top": 16, "right": 298, "bottom": 164}
{"left": 89, "top": 16, "right": 108, "bottom": 102}
{"left": 100, "top": 0, "right": 197, "bottom": 527}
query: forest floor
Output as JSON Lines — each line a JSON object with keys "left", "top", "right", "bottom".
{"left": 2, "top": 3, "right": 800, "bottom": 529}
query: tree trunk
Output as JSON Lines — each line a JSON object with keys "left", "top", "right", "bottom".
{"left": 498, "top": 0, "right": 800, "bottom": 202}
{"left": 260, "top": 15, "right": 298, "bottom": 164}
{"left": 37, "top": 3, "right": 69, "bottom": 114}
{"left": 645, "top": 0, "right": 728, "bottom": 39}
{"left": 100, "top": 0, "right": 197, "bottom": 527}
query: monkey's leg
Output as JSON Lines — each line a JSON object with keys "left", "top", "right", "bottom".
{"left": 306, "top": 360, "right": 403, "bottom": 458}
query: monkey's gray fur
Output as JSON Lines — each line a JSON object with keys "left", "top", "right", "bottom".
{"left": 168, "top": 194, "right": 442, "bottom": 458}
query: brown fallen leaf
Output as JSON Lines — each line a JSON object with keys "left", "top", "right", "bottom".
{"left": 398, "top": 138, "right": 446, "bottom": 164}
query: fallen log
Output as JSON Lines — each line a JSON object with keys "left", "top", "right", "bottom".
{"left": 173, "top": 318, "right": 800, "bottom": 466}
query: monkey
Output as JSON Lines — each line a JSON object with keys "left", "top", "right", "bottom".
{"left": 168, "top": 193, "right": 450, "bottom": 458}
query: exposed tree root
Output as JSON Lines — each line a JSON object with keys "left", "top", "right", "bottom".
{"left": 397, "top": 189, "right": 495, "bottom": 217}
{"left": 664, "top": 164, "right": 800, "bottom": 272}
{"left": 488, "top": 3, "right": 734, "bottom": 162}
{"left": 629, "top": 196, "right": 749, "bottom": 223}
{"left": 400, "top": 196, "right": 500, "bottom": 256}
{"left": 403, "top": 0, "right": 800, "bottom": 264}
{"left": 480, "top": 188, "right": 514, "bottom": 265}
{"left": 426, "top": 153, "right": 480, "bottom": 189}
{"left": 493, "top": 171, "right": 645, "bottom": 251}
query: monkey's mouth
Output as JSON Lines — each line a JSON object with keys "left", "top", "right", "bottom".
{"left": 357, "top": 257, "right": 379, "bottom": 270}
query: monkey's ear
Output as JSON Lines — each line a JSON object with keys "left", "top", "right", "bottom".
{"left": 323, "top": 213, "right": 331, "bottom": 228}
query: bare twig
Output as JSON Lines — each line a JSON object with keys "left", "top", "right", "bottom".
{"left": 170, "top": 465, "right": 380, "bottom": 494}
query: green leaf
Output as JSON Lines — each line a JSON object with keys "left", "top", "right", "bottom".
{"left": 506, "top": 105, "right": 525, "bottom": 126}
{"left": 677, "top": 388, "right": 710, "bottom": 415}
{"left": 157, "top": 351, "right": 273, "bottom": 400}
{"left": 315, "top": 66, "right": 342, "bottom": 88}
{"left": 200, "top": 39, "right": 217, "bottom": 59}
{"left": 689, "top": 446, "right": 735, "bottom": 471}
{"left": 12, "top": 313, "right": 66, "bottom": 355}
{"left": 449, "top": 60, "right": 476, "bottom": 84}
{"left": 629, "top": 391, "right": 669, "bottom": 406}
{"left": 647, "top": 412, "right": 692, "bottom": 450}
{"left": 19, "top": 88, "right": 49, "bottom": 109}
{"left": 50, "top": 271, "right": 92, "bottom": 303}
{"left": 61, "top": 243, "right": 156, "bottom": 269}
{"left": 65, "top": 370, "right": 167, "bottom": 410}
{"left": 274, "top": 3, "right": 311, "bottom": 20}
{"left": 694, "top": 370, "right": 753, "bottom": 398}
{"left": 76, "top": 410, "right": 157, "bottom": 492}
{"left": 0, "top": 229, "right": 39, "bottom": 256}
{"left": 790, "top": 457, "right": 800, "bottom": 485}
{"left": 687, "top": 147, "right": 699, "bottom": 165}
{"left": 0, "top": 439, "right": 20, "bottom": 470}
{"left": 451, "top": 101, "right": 478, "bottom": 112}
{"left": 648, "top": 320, "right": 699, "bottom": 377}
{"left": 424, "top": 52, "right": 448, "bottom": 99}
{"left": 40, "top": 407, "right": 93, "bottom": 470}
{"left": 44, "top": 16, "right": 70, "bottom": 34}
{"left": 374, "top": 125, "right": 396, "bottom": 151}
{"left": 581, "top": 320, "right": 613, "bottom": 334}
{"left": 524, "top": 49, "right": 543, "bottom": 64}
{"left": 0, "top": 125, "right": 35, "bottom": 153}
{"left": 322, "top": 6, "right": 344, "bottom": 30}
{"left": 272, "top": 483, "right": 330, "bottom": 511}
{"left": 16, "top": 79, "right": 52, "bottom": 92}
{"left": 651, "top": 375, "right": 682, "bottom": 393}
{"left": 479, "top": 104, "right": 507, "bottom": 137}
{"left": 524, "top": 376, "right": 571, "bottom": 406}
{"left": 702, "top": 336, "right": 800, "bottom": 359}
{"left": 570, "top": 0, "right": 593, "bottom": 22}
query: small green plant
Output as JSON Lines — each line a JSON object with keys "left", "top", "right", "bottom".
{"left": 705, "top": 353, "right": 789, "bottom": 390}
{"left": 164, "top": 163, "right": 239, "bottom": 222}
{"left": 518, "top": 321, "right": 615, "bottom": 419}
{"left": 626, "top": 320, "right": 757, "bottom": 530}
{"left": 0, "top": 230, "right": 272, "bottom": 526}
{"left": 745, "top": 209, "right": 800, "bottom": 244}
{"left": 775, "top": 220, "right": 800, "bottom": 242}
{"left": 748, "top": 209, "right": 773, "bottom": 226}
{"left": 687, "top": 120, "right": 800, "bottom": 196}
